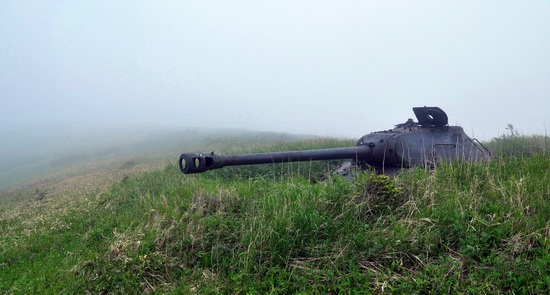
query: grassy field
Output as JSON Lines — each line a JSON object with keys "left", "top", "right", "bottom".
{"left": 0, "top": 132, "right": 549, "bottom": 294}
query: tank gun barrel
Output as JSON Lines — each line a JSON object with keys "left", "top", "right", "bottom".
{"left": 179, "top": 146, "right": 370, "bottom": 174}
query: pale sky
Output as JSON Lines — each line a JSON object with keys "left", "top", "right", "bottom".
{"left": 1, "top": 0, "right": 549, "bottom": 141}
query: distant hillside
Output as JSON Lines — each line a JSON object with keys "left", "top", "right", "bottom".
{"left": 0, "top": 126, "right": 315, "bottom": 192}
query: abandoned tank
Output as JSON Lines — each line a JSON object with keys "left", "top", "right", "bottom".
{"left": 179, "top": 106, "right": 491, "bottom": 175}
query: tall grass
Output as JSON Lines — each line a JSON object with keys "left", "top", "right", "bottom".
{"left": 1, "top": 136, "right": 549, "bottom": 293}
{"left": 486, "top": 124, "right": 549, "bottom": 157}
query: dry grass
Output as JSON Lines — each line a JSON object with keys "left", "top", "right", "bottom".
{"left": 0, "top": 155, "right": 169, "bottom": 242}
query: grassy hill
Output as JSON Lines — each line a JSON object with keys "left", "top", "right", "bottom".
{"left": 0, "top": 127, "right": 311, "bottom": 193}
{"left": 0, "top": 132, "right": 549, "bottom": 293}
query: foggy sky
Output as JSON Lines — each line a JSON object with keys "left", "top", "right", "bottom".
{"left": 1, "top": 0, "right": 549, "bottom": 141}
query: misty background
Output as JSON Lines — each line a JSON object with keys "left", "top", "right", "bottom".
{"left": 1, "top": 1, "right": 549, "bottom": 189}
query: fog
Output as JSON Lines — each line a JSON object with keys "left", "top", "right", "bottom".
{"left": 1, "top": 1, "right": 549, "bottom": 188}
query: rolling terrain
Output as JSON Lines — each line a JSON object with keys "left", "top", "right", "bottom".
{"left": 0, "top": 129, "right": 548, "bottom": 293}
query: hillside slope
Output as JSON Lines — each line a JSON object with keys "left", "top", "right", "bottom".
{"left": 1, "top": 136, "right": 548, "bottom": 293}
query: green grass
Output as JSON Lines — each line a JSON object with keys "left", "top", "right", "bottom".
{"left": 485, "top": 124, "right": 549, "bottom": 158}
{"left": 1, "top": 136, "right": 549, "bottom": 294}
